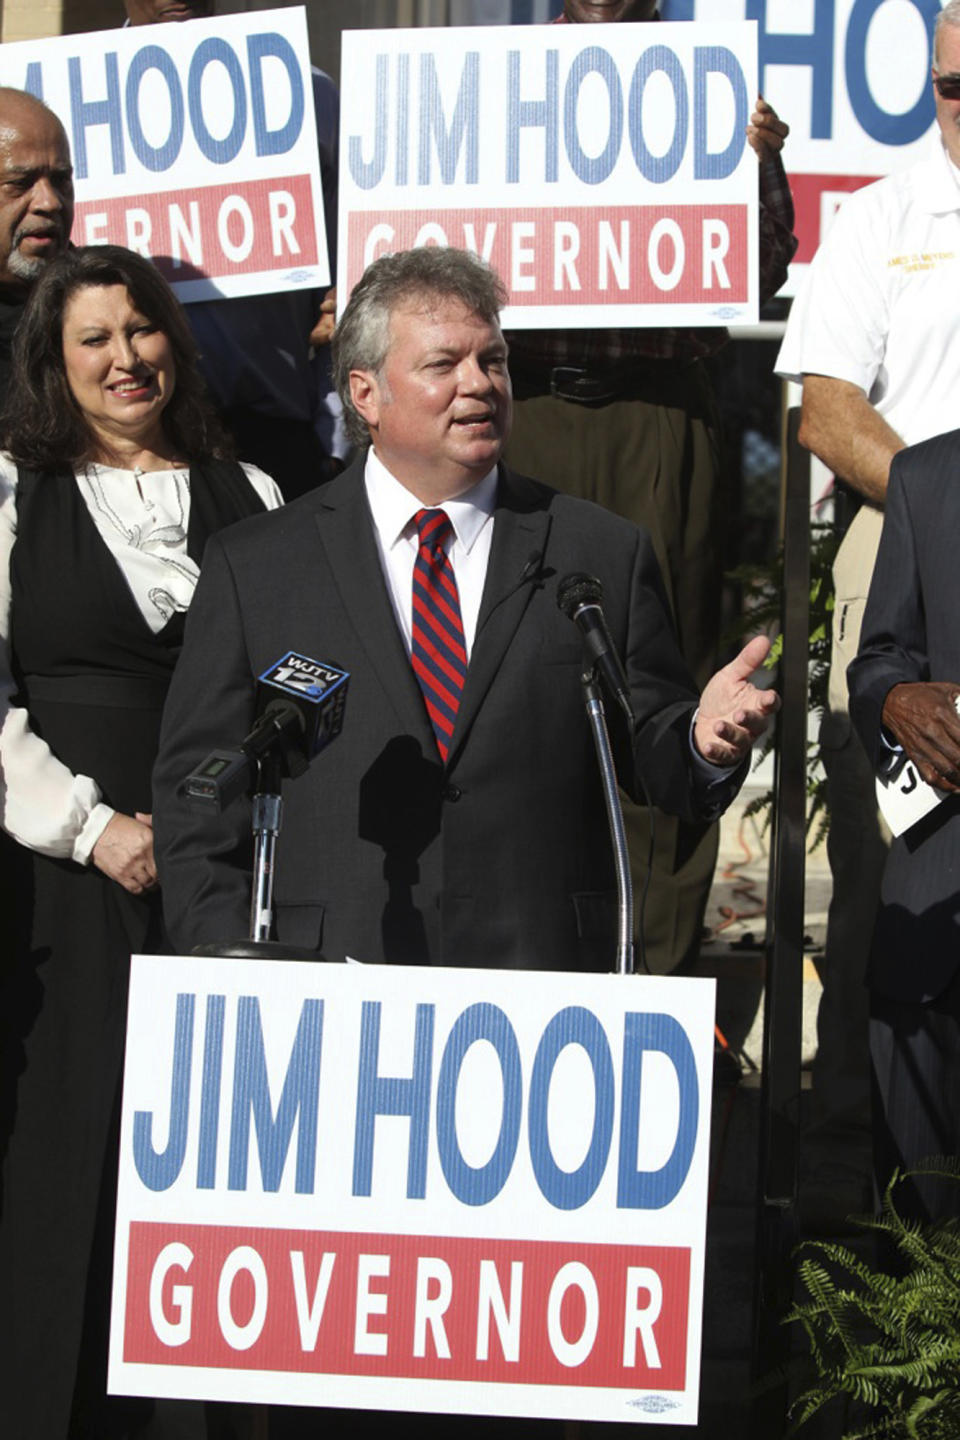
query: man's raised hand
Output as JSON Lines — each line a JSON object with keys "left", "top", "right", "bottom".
{"left": 694, "top": 634, "right": 780, "bottom": 767}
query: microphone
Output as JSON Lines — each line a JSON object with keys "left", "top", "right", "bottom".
{"left": 556, "top": 573, "right": 634, "bottom": 724}
{"left": 184, "top": 651, "right": 349, "bottom": 810}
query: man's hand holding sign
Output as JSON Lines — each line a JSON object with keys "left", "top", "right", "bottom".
{"left": 882, "top": 681, "right": 960, "bottom": 793}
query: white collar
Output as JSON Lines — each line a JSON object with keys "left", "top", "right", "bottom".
{"left": 363, "top": 448, "right": 498, "bottom": 554}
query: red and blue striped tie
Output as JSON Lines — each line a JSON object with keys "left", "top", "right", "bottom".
{"left": 411, "top": 508, "right": 467, "bottom": 761}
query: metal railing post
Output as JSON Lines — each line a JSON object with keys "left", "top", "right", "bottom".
{"left": 750, "top": 403, "right": 810, "bottom": 1430}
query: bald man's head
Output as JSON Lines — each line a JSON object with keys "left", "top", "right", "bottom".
{"left": 0, "top": 90, "right": 73, "bottom": 295}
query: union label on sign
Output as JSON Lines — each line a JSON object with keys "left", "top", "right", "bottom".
{"left": 109, "top": 956, "right": 716, "bottom": 1424}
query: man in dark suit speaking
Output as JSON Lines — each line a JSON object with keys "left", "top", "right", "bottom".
{"left": 153, "top": 248, "right": 777, "bottom": 971}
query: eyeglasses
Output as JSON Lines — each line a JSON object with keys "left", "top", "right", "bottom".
{"left": 935, "top": 72, "right": 960, "bottom": 100}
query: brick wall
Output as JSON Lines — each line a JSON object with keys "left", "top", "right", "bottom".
{"left": 0, "top": 0, "right": 131, "bottom": 43}
{"left": 1, "top": 0, "right": 62, "bottom": 43}
{"left": 0, "top": 1, "right": 450, "bottom": 77}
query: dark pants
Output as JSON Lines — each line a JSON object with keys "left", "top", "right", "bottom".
{"left": 870, "top": 967, "right": 960, "bottom": 1224}
{"left": 807, "top": 723, "right": 883, "bottom": 1154}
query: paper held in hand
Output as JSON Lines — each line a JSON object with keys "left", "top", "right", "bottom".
{"left": 875, "top": 696, "right": 960, "bottom": 838}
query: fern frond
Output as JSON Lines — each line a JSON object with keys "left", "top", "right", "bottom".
{"left": 785, "top": 1169, "right": 960, "bottom": 1437}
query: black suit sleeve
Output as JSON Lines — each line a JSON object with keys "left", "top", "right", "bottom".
{"left": 848, "top": 454, "right": 928, "bottom": 772}
{"left": 153, "top": 532, "right": 257, "bottom": 953}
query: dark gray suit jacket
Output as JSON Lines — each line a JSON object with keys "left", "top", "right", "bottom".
{"left": 849, "top": 432, "right": 960, "bottom": 1004}
{"left": 153, "top": 461, "right": 740, "bottom": 970}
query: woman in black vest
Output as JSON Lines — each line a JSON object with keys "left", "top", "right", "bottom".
{"left": 0, "top": 245, "right": 282, "bottom": 1438}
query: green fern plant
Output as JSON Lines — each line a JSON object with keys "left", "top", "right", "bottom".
{"left": 786, "top": 1164, "right": 960, "bottom": 1438}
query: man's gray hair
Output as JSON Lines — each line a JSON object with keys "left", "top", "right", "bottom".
{"left": 332, "top": 247, "right": 508, "bottom": 450}
{"left": 935, "top": 0, "right": 960, "bottom": 64}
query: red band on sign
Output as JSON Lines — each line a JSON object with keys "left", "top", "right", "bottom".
{"left": 73, "top": 174, "right": 319, "bottom": 281}
{"left": 786, "top": 173, "right": 879, "bottom": 265}
{"left": 347, "top": 206, "right": 748, "bottom": 307}
{"left": 123, "top": 1222, "right": 690, "bottom": 1390}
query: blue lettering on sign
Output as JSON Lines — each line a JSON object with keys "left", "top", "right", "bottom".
{"left": 132, "top": 992, "right": 704, "bottom": 1209}
{"left": 68, "top": 52, "right": 125, "bottom": 181}
{"left": 418, "top": 51, "right": 480, "bottom": 186}
{"left": 22, "top": 61, "right": 43, "bottom": 102}
{"left": 348, "top": 53, "right": 389, "bottom": 190}
{"left": 349, "top": 37, "right": 753, "bottom": 192}
{"left": 628, "top": 44, "right": 688, "bottom": 184}
{"left": 564, "top": 46, "right": 623, "bottom": 186}
{"left": 748, "top": 0, "right": 835, "bottom": 141}
{"left": 247, "top": 32, "right": 304, "bottom": 157}
{"left": 528, "top": 1006, "right": 615, "bottom": 1211}
{"left": 59, "top": 30, "right": 305, "bottom": 183}
{"left": 347, "top": 51, "right": 479, "bottom": 191}
{"left": 126, "top": 45, "right": 183, "bottom": 174}
{"left": 228, "top": 996, "right": 323, "bottom": 1194}
{"left": 846, "top": 0, "right": 936, "bottom": 145}
{"left": 133, "top": 991, "right": 194, "bottom": 1191}
{"left": 395, "top": 52, "right": 411, "bottom": 186}
{"left": 506, "top": 47, "right": 559, "bottom": 184}
{"left": 196, "top": 994, "right": 225, "bottom": 1190}
{"left": 436, "top": 1003, "right": 522, "bottom": 1206}
{"left": 747, "top": 0, "right": 934, "bottom": 148}
{"left": 352, "top": 1001, "right": 434, "bottom": 1198}
{"left": 188, "top": 37, "right": 247, "bottom": 165}
{"left": 694, "top": 46, "right": 747, "bottom": 180}
{"left": 617, "top": 1012, "right": 698, "bottom": 1210}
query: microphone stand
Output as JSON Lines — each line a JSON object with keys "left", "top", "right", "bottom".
{"left": 581, "top": 667, "right": 635, "bottom": 976}
{"left": 190, "top": 748, "right": 328, "bottom": 963}
{"left": 249, "top": 751, "right": 283, "bottom": 945}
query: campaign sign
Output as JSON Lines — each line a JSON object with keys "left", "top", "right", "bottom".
{"left": 339, "top": 23, "right": 759, "bottom": 328}
{"left": 0, "top": 8, "right": 329, "bottom": 300}
{"left": 667, "top": 0, "right": 940, "bottom": 288}
{"left": 109, "top": 956, "right": 716, "bottom": 1424}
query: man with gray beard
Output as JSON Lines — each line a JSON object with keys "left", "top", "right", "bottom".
{"left": 0, "top": 88, "right": 74, "bottom": 398}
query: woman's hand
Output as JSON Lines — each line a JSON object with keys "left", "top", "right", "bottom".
{"left": 91, "top": 811, "right": 158, "bottom": 894}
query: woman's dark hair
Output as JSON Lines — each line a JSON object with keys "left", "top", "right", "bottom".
{"left": 2, "top": 244, "right": 233, "bottom": 470}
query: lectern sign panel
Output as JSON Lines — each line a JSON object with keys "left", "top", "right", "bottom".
{"left": 109, "top": 956, "right": 715, "bottom": 1425}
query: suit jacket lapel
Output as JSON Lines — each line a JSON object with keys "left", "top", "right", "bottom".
{"left": 311, "top": 460, "right": 436, "bottom": 752}
{"left": 448, "top": 466, "right": 553, "bottom": 764}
